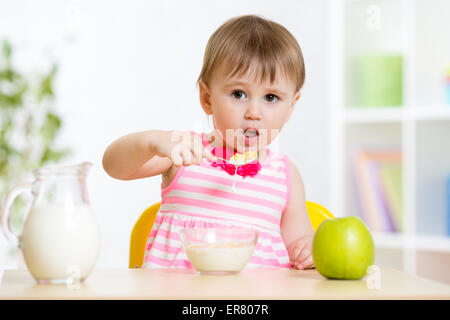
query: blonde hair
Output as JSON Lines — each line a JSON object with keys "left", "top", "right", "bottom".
{"left": 197, "top": 15, "right": 305, "bottom": 92}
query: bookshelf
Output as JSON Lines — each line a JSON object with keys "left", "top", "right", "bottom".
{"left": 329, "top": 0, "right": 450, "bottom": 283}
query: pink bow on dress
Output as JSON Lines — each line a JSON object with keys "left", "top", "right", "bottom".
{"left": 209, "top": 147, "right": 262, "bottom": 178}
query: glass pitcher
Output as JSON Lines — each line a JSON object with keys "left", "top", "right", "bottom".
{"left": 1, "top": 162, "right": 100, "bottom": 284}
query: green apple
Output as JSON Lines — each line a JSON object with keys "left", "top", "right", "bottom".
{"left": 312, "top": 216, "right": 375, "bottom": 280}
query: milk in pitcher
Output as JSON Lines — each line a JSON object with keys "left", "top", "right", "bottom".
{"left": 21, "top": 203, "right": 100, "bottom": 283}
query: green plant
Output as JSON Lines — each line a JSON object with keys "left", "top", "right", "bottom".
{"left": 0, "top": 39, "right": 71, "bottom": 249}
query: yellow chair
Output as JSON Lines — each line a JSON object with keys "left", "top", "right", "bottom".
{"left": 129, "top": 201, "right": 334, "bottom": 268}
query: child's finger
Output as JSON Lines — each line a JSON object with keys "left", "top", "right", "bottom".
{"left": 191, "top": 133, "right": 204, "bottom": 165}
{"left": 289, "top": 246, "right": 300, "bottom": 265}
{"left": 289, "top": 241, "right": 306, "bottom": 263}
{"left": 203, "top": 147, "right": 217, "bottom": 162}
{"left": 171, "top": 144, "right": 184, "bottom": 166}
{"left": 295, "top": 255, "right": 314, "bottom": 270}
{"left": 182, "top": 146, "right": 194, "bottom": 166}
{"left": 295, "top": 246, "right": 312, "bottom": 266}
{"left": 191, "top": 144, "right": 203, "bottom": 165}
{"left": 193, "top": 150, "right": 203, "bottom": 165}
{"left": 172, "top": 153, "right": 184, "bottom": 167}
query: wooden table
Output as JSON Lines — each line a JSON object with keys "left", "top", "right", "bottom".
{"left": 0, "top": 267, "right": 449, "bottom": 300}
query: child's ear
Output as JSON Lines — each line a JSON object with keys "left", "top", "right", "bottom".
{"left": 199, "top": 81, "right": 213, "bottom": 115}
{"left": 285, "top": 91, "right": 301, "bottom": 123}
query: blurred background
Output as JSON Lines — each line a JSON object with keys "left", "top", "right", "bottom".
{"left": 0, "top": 0, "right": 449, "bottom": 284}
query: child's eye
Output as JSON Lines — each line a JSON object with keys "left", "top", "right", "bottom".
{"left": 231, "top": 90, "right": 247, "bottom": 100}
{"left": 265, "top": 94, "right": 280, "bottom": 103}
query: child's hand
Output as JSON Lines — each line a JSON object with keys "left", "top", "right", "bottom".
{"left": 156, "top": 130, "right": 217, "bottom": 167}
{"left": 287, "top": 235, "right": 314, "bottom": 270}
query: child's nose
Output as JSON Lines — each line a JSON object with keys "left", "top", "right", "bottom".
{"left": 244, "top": 101, "right": 261, "bottom": 120}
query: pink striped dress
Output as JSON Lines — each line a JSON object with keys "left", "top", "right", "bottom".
{"left": 142, "top": 132, "right": 292, "bottom": 269}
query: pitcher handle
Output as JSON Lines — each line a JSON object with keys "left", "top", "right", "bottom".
{"left": 1, "top": 182, "right": 32, "bottom": 248}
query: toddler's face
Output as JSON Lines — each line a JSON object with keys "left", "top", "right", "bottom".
{"left": 199, "top": 60, "right": 300, "bottom": 154}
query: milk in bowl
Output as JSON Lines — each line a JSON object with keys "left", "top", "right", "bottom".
{"left": 185, "top": 242, "right": 256, "bottom": 273}
{"left": 180, "top": 228, "right": 258, "bottom": 275}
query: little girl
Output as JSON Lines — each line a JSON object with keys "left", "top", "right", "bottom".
{"left": 103, "top": 15, "right": 314, "bottom": 270}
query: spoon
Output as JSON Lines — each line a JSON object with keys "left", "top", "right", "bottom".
{"left": 209, "top": 152, "right": 259, "bottom": 192}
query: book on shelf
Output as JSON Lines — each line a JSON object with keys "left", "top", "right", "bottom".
{"left": 351, "top": 148, "right": 403, "bottom": 233}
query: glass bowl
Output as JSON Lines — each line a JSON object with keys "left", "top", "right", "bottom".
{"left": 179, "top": 227, "right": 258, "bottom": 275}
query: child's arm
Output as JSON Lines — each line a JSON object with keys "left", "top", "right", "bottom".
{"left": 102, "top": 130, "right": 173, "bottom": 180}
{"left": 280, "top": 160, "right": 315, "bottom": 269}
{"left": 102, "top": 130, "right": 216, "bottom": 180}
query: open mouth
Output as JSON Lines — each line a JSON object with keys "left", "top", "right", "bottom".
{"left": 241, "top": 128, "right": 259, "bottom": 147}
{"left": 243, "top": 128, "right": 259, "bottom": 137}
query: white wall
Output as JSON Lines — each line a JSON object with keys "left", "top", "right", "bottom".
{"left": 0, "top": 0, "right": 329, "bottom": 268}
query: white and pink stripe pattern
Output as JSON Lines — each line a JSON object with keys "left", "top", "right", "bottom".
{"left": 142, "top": 133, "right": 292, "bottom": 269}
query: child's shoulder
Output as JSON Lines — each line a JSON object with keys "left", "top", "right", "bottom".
{"left": 265, "top": 148, "right": 290, "bottom": 164}
{"left": 265, "top": 150, "right": 303, "bottom": 182}
{"left": 262, "top": 149, "right": 291, "bottom": 174}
